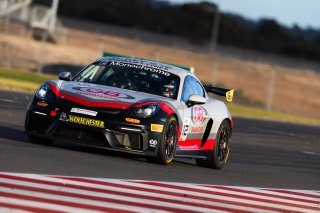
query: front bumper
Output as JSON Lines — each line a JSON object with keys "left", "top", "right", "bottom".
{"left": 25, "top": 106, "right": 163, "bottom": 156}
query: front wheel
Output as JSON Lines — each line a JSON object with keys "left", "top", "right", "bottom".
{"left": 196, "top": 120, "right": 231, "bottom": 169}
{"left": 150, "top": 116, "right": 178, "bottom": 165}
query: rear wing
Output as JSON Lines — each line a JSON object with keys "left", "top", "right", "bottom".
{"left": 203, "top": 85, "right": 234, "bottom": 102}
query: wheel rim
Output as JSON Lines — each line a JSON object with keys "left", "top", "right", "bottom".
{"left": 165, "top": 120, "right": 177, "bottom": 161}
{"left": 217, "top": 127, "right": 229, "bottom": 163}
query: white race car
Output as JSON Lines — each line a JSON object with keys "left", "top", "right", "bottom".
{"left": 25, "top": 56, "right": 234, "bottom": 169}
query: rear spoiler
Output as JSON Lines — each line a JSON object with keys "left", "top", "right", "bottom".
{"left": 203, "top": 85, "right": 234, "bottom": 102}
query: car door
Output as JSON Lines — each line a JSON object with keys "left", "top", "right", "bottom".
{"left": 178, "top": 75, "right": 210, "bottom": 150}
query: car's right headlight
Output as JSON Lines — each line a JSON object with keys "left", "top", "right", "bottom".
{"left": 35, "top": 84, "right": 52, "bottom": 100}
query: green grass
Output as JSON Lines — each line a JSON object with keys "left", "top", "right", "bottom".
{"left": 0, "top": 67, "right": 56, "bottom": 91}
{"left": 1, "top": 67, "right": 319, "bottom": 126}
{"left": 229, "top": 104, "right": 320, "bottom": 126}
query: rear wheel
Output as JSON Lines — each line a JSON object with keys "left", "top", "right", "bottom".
{"left": 196, "top": 120, "right": 231, "bottom": 169}
{"left": 27, "top": 134, "right": 53, "bottom": 145}
{"left": 150, "top": 116, "right": 178, "bottom": 165}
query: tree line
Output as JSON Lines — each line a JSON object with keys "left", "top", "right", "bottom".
{"left": 57, "top": 0, "right": 320, "bottom": 61}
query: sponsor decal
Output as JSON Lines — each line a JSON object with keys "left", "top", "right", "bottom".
{"left": 191, "top": 126, "right": 204, "bottom": 133}
{"left": 149, "top": 139, "right": 158, "bottom": 147}
{"left": 70, "top": 108, "right": 97, "bottom": 117}
{"left": 72, "top": 87, "right": 135, "bottom": 101}
{"left": 179, "top": 118, "right": 190, "bottom": 141}
{"left": 151, "top": 124, "right": 164, "bottom": 132}
{"left": 36, "top": 102, "right": 48, "bottom": 107}
{"left": 59, "top": 112, "right": 69, "bottom": 122}
{"left": 226, "top": 89, "right": 234, "bottom": 102}
{"left": 191, "top": 106, "right": 207, "bottom": 125}
{"left": 125, "top": 118, "right": 140, "bottom": 124}
{"left": 108, "top": 61, "right": 171, "bottom": 76}
{"left": 103, "top": 58, "right": 171, "bottom": 70}
{"left": 60, "top": 113, "right": 104, "bottom": 128}
{"left": 69, "top": 115, "right": 105, "bottom": 128}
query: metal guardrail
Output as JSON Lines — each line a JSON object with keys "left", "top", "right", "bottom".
{"left": 0, "top": 0, "right": 65, "bottom": 42}
{"left": 0, "top": 0, "right": 32, "bottom": 16}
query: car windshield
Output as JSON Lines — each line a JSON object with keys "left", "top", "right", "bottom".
{"left": 73, "top": 61, "right": 180, "bottom": 99}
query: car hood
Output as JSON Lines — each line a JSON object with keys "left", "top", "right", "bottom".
{"left": 48, "top": 80, "right": 171, "bottom": 109}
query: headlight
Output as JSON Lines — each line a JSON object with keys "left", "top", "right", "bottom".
{"left": 36, "top": 84, "right": 52, "bottom": 100}
{"left": 128, "top": 104, "right": 161, "bottom": 118}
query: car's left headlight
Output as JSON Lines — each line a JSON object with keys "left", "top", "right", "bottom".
{"left": 35, "top": 84, "right": 52, "bottom": 100}
{"left": 128, "top": 104, "right": 161, "bottom": 118}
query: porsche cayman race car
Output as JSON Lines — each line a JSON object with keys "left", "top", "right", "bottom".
{"left": 25, "top": 56, "right": 234, "bottom": 169}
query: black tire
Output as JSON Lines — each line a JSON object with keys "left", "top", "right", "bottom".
{"left": 27, "top": 134, "right": 53, "bottom": 145}
{"left": 151, "top": 116, "right": 178, "bottom": 165}
{"left": 196, "top": 120, "right": 231, "bottom": 169}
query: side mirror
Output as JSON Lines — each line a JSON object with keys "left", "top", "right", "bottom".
{"left": 58, "top": 72, "right": 72, "bottom": 81}
{"left": 187, "top": 95, "right": 206, "bottom": 107}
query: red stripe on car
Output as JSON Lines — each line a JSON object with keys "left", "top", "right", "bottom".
{"left": 178, "top": 138, "right": 215, "bottom": 150}
{"left": 49, "top": 84, "right": 131, "bottom": 109}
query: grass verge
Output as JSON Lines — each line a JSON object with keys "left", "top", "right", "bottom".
{"left": 229, "top": 104, "right": 320, "bottom": 126}
{"left": 1, "top": 67, "right": 319, "bottom": 126}
{"left": 0, "top": 67, "right": 56, "bottom": 91}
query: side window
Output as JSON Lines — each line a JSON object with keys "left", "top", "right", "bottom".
{"left": 181, "top": 76, "right": 205, "bottom": 102}
{"left": 194, "top": 80, "right": 205, "bottom": 97}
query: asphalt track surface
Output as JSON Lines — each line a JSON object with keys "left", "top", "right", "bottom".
{"left": 0, "top": 90, "right": 319, "bottom": 190}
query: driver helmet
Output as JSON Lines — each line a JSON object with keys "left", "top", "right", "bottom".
{"left": 162, "top": 80, "right": 176, "bottom": 98}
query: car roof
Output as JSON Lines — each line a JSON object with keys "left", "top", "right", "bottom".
{"left": 96, "top": 56, "right": 194, "bottom": 78}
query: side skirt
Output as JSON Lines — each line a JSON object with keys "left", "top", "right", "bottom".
{"left": 175, "top": 150, "right": 213, "bottom": 160}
